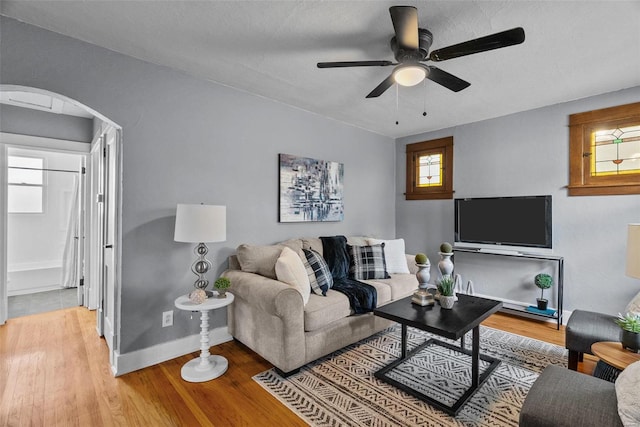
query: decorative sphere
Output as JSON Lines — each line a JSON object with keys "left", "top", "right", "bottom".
{"left": 189, "top": 289, "right": 207, "bottom": 304}
{"left": 194, "top": 279, "right": 208, "bottom": 289}
{"left": 415, "top": 253, "right": 428, "bottom": 264}
{"left": 439, "top": 242, "right": 453, "bottom": 254}
{"left": 193, "top": 260, "right": 210, "bottom": 274}
{"left": 196, "top": 245, "right": 208, "bottom": 256}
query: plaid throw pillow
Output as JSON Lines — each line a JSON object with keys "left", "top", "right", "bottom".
{"left": 348, "top": 244, "right": 391, "bottom": 280}
{"left": 302, "top": 248, "right": 333, "bottom": 296}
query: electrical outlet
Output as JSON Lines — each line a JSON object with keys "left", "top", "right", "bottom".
{"left": 162, "top": 310, "right": 173, "bottom": 327}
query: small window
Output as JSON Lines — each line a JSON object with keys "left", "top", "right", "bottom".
{"left": 406, "top": 136, "right": 453, "bottom": 200}
{"left": 8, "top": 156, "right": 44, "bottom": 213}
{"left": 568, "top": 102, "right": 640, "bottom": 196}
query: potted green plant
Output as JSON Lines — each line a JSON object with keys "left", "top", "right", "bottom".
{"left": 214, "top": 277, "right": 231, "bottom": 298}
{"left": 534, "top": 273, "right": 553, "bottom": 310}
{"left": 615, "top": 312, "right": 640, "bottom": 353}
{"left": 438, "top": 276, "right": 456, "bottom": 309}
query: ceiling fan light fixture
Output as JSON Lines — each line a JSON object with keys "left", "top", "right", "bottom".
{"left": 393, "top": 65, "right": 426, "bottom": 87}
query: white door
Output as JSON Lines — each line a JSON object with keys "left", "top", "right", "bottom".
{"left": 90, "top": 136, "right": 105, "bottom": 333}
{"left": 102, "top": 127, "right": 118, "bottom": 362}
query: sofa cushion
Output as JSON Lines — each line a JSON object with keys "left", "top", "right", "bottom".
{"left": 359, "top": 279, "right": 392, "bottom": 305}
{"left": 616, "top": 360, "right": 640, "bottom": 426}
{"left": 302, "top": 237, "right": 323, "bottom": 257}
{"left": 320, "top": 235, "right": 350, "bottom": 280}
{"left": 275, "top": 247, "right": 310, "bottom": 305}
{"left": 302, "top": 236, "right": 370, "bottom": 258}
{"left": 303, "top": 248, "right": 333, "bottom": 296}
{"left": 304, "top": 290, "right": 351, "bottom": 332}
{"left": 368, "top": 273, "right": 418, "bottom": 301}
{"left": 367, "top": 238, "right": 411, "bottom": 274}
{"left": 348, "top": 244, "right": 390, "bottom": 280}
{"left": 236, "top": 239, "right": 303, "bottom": 279}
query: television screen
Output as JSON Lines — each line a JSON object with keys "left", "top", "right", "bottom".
{"left": 454, "top": 195, "right": 552, "bottom": 249}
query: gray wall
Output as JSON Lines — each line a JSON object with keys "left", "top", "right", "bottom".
{"left": 396, "top": 86, "right": 640, "bottom": 316}
{"left": 0, "top": 104, "right": 93, "bottom": 142}
{"left": 0, "top": 17, "right": 396, "bottom": 353}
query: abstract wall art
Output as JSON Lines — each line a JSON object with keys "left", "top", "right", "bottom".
{"left": 279, "top": 153, "right": 344, "bottom": 222}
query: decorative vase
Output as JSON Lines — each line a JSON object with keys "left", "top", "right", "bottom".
{"left": 438, "top": 252, "right": 454, "bottom": 278}
{"left": 440, "top": 295, "right": 455, "bottom": 309}
{"left": 216, "top": 288, "right": 228, "bottom": 298}
{"left": 621, "top": 330, "right": 640, "bottom": 353}
{"left": 416, "top": 263, "right": 431, "bottom": 290}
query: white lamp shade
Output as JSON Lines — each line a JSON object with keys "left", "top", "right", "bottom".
{"left": 627, "top": 223, "right": 640, "bottom": 279}
{"left": 174, "top": 204, "right": 226, "bottom": 243}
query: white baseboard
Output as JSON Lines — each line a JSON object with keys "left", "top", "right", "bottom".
{"left": 112, "top": 326, "right": 233, "bottom": 376}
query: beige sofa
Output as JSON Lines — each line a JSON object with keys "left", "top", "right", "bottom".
{"left": 222, "top": 236, "right": 420, "bottom": 376}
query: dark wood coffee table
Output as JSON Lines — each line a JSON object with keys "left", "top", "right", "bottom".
{"left": 373, "top": 293, "right": 503, "bottom": 416}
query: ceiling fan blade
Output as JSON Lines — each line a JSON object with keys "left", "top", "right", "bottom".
{"left": 425, "top": 66, "right": 471, "bottom": 92}
{"left": 429, "top": 27, "right": 525, "bottom": 62}
{"left": 389, "top": 6, "right": 419, "bottom": 51}
{"left": 366, "top": 74, "right": 395, "bottom": 98}
{"left": 317, "top": 60, "right": 394, "bottom": 68}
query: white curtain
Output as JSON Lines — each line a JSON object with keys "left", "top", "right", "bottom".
{"left": 61, "top": 175, "right": 80, "bottom": 288}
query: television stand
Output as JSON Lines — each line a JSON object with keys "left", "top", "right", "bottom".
{"left": 453, "top": 247, "right": 564, "bottom": 330}
{"left": 478, "top": 248, "right": 522, "bottom": 256}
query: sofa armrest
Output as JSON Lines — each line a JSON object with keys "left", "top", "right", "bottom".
{"left": 222, "top": 269, "right": 303, "bottom": 317}
{"left": 406, "top": 254, "right": 419, "bottom": 274}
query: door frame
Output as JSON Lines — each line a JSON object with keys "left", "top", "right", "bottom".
{"left": 0, "top": 133, "right": 89, "bottom": 320}
{"left": 0, "top": 85, "right": 122, "bottom": 376}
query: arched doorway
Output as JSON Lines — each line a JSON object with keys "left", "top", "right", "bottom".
{"left": 0, "top": 85, "right": 122, "bottom": 370}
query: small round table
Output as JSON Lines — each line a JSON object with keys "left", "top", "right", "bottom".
{"left": 591, "top": 341, "right": 640, "bottom": 382}
{"left": 174, "top": 292, "right": 234, "bottom": 382}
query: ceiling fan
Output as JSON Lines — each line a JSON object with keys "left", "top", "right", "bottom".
{"left": 317, "top": 6, "right": 525, "bottom": 98}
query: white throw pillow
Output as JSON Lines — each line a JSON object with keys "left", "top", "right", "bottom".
{"left": 625, "top": 290, "right": 640, "bottom": 315}
{"left": 275, "top": 246, "right": 311, "bottom": 305}
{"left": 615, "top": 360, "right": 640, "bottom": 426}
{"left": 366, "top": 238, "right": 410, "bottom": 274}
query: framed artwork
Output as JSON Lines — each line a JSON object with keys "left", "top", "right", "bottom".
{"left": 279, "top": 153, "right": 344, "bottom": 222}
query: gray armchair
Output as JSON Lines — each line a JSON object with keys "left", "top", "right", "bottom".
{"left": 519, "top": 365, "right": 622, "bottom": 427}
{"left": 565, "top": 309, "right": 620, "bottom": 370}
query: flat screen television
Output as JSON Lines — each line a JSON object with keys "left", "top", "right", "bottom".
{"left": 454, "top": 195, "right": 552, "bottom": 249}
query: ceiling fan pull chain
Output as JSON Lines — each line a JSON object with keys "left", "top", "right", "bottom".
{"left": 395, "top": 85, "right": 400, "bottom": 125}
{"left": 423, "top": 80, "right": 428, "bottom": 117}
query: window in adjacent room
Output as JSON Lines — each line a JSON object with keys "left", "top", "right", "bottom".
{"left": 405, "top": 136, "right": 453, "bottom": 200}
{"left": 8, "top": 155, "right": 45, "bottom": 213}
{"left": 568, "top": 102, "right": 640, "bottom": 196}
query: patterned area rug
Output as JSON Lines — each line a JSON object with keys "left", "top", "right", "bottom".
{"left": 253, "top": 325, "right": 567, "bottom": 426}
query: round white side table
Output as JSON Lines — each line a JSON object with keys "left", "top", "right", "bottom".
{"left": 174, "top": 292, "right": 234, "bottom": 382}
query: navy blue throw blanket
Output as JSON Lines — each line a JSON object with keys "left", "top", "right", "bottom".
{"left": 320, "top": 236, "right": 377, "bottom": 314}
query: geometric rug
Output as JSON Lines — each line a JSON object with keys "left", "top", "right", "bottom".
{"left": 253, "top": 325, "right": 567, "bottom": 426}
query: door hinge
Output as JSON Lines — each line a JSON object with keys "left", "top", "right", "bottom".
{"left": 103, "top": 147, "right": 107, "bottom": 157}
{"left": 81, "top": 166, "right": 86, "bottom": 174}
{"left": 80, "top": 277, "right": 85, "bottom": 287}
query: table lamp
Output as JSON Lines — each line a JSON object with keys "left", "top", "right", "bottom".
{"left": 627, "top": 224, "right": 640, "bottom": 280}
{"left": 174, "top": 204, "right": 226, "bottom": 292}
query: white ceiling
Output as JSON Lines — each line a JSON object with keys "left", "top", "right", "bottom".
{"left": 2, "top": 1, "right": 639, "bottom": 138}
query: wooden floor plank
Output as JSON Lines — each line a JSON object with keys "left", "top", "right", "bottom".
{"left": 0, "top": 307, "right": 595, "bottom": 426}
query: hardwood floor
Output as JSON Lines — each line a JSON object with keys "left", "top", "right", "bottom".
{"left": 0, "top": 307, "right": 595, "bottom": 426}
